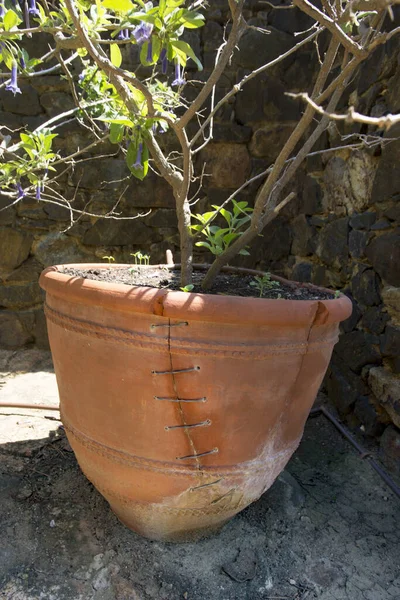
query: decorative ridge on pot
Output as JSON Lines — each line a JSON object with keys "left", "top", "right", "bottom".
{"left": 40, "top": 264, "right": 352, "bottom": 327}
{"left": 40, "top": 263, "right": 352, "bottom": 542}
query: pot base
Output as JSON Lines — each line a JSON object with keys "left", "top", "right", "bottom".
{"left": 111, "top": 505, "right": 229, "bottom": 542}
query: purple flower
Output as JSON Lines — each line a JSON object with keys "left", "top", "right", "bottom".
{"left": 132, "top": 22, "right": 153, "bottom": 45}
{"left": 16, "top": 182, "right": 25, "bottom": 198}
{"left": 0, "top": 4, "right": 5, "bottom": 18}
{"left": 118, "top": 28, "right": 129, "bottom": 40}
{"left": 20, "top": 55, "right": 26, "bottom": 69}
{"left": 78, "top": 72, "right": 85, "bottom": 83}
{"left": 160, "top": 48, "right": 168, "bottom": 74}
{"left": 6, "top": 62, "right": 21, "bottom": 96}
{"left": 28, "top": 0, "right": 40, "bottom": 17}
{"left": 172, "top": 61, "right": 185, "bottom": 87}
{"left": 133, "top": 142, "right": 143, "bottom": 170}
{"left": 36, "top": 183, "right": 41, "bottom": 200}
{"left": 146, "top": 41, "right": 152, "bottom": 63}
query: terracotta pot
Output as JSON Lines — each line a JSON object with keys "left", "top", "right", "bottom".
{"left": 39, "top": 264, "right": 352, "bottom": 542}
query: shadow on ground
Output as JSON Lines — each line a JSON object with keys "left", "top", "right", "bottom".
{"left": 1, "top": 351, "right": 399, "bottom": 600}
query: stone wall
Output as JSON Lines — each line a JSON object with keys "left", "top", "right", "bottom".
{"left": 0, "top": 2, "right": 399, "bottom": 469}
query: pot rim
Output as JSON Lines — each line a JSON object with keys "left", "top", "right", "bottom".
{"left": 39, "top": 263, "right": 353, "bottom": 326}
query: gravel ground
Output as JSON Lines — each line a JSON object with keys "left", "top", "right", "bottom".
{"left": 1, "top": 349, "right": 399, "bottom": 600}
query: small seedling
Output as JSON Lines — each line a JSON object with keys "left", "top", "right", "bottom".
{"left": 180, "top": 284, "right": 194, "bottom": 292}
{"left": 102, "top": 255, "right": 115, "bottom": 264}
{"left": 334, "top": 290, "right": 341, "bottom": 298}
{"left": 250, "top": 273, "right": 280, "bottom": 298}
{"left": 130, "top": 251, "right": 150, "bottom": 266}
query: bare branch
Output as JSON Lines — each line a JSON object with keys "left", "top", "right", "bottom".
{"left": 190, "top": 28, "right": 320, "bottom": 149}
{"left": 289, "top": 92, "right": 400, "bottom": 130}
{"left": 293, "top": 0, "right": 366, "bottom": 56}
{"left": 177, "top": 0, "right": 246, "bottom": 130}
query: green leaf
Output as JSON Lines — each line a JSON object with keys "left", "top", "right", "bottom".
{"left": 3, "top": 9, "right": 21, "bottom": 31}
{"left": 239, "top": 249, "right": 250, "bottom": 256}
{"left": 102, "top": 0, "right": 134, "bottom": 12}
{"left": 109, "top": 122, "right": 125, "bottom": 144}
{"left": 170, "top": 40, "right": 202, "bottom": 70}
{"left": 110, "top": 43, "right": 122, "bottom": 68}
{"left": 180, "top": 10, "right": 205, "bottom": 29}
{"left": 195, "top": 241, "right": 212, "bottom": 250}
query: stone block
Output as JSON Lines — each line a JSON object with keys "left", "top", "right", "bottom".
{"left": 200, "top": 143, "right": 251, "bottom": 189}
{"left": 340, "top": 295, "right": 362, "bottom": 333}
{"left": 380, "top": 325, "right": 400, "bottom": 358}
{"left": 351, "top": 267, "right": 381, "bottom": 307}
{"left": 316, "top": 217, "right": 349, "bottom": 268}
{"left": 145, "top": 209, "right": 178, "bottom": 229}
{"left": 249, "top": 124, "right": 295, "bottom": 163}
{"left": 368, "top": 366, "right": 400, "bottom": 428}
{"left": 334, "top": 331, "right": 381, "bottom": 373}
{"left": 0, "top": 281, "right": 43, "bottom": 309}
{"left": 354, "top": 396, "right": 386, "bottom": 437}
{"left": 380, "top": 425, "right": 400, "bottom": 476}
{"left": 291, "top": 214, "right": 316, "bottom": 256}
{"left": 370, "top": 218, "right": 391, "bottom": 231}
{"left": 0, "top": 194, "right": 16, "bottom": 226}
{"left": 0, "top": 228, "right": 33, "bottom": 274}
{"left": 291, "top": 262, "right": 312, "bottom": 283}
{"left": 72, "top": 159, "right": 130, "bottom": 191}
{"left": 349, "top": 230, "right": 369, "bottom": 259}
{"left": 0, "top": 311, "right": 33, "bottom": 348}
{"left": 365, "top": 230, "right": 400, "bottom": 287}
{"left": 382, "top": 286, "right": 400, "bottom": 322}
{"left": 212, "top": 123, "right": 252, "bottom": 144}
{"left": 326, "top": 360, "right": 366, "bottom": 416}
{"left": 371, "top": 124, "right": 400, "bottom": 203}
{"left": 302, "top": 177, "right": 323, "bottom": 215}
{"left": 83, "top": 219, "right": 153, "bottom": 247}
{"left": 349, "top": 212, "right": 376, "bottom": 230}
{"left": 40, "top": 92, "right": 75, "bottom": 117}
{"left": 361, "top": 307, "right": 390, "bottom": 334}
{"left": 0, "top": 83, "right": 42, "bottom": 115}
{"left": 233, "top": 26, "right": 293, "bottom": 72}
{"left": 33, "top": 232, "right": 95, "bottom": 266}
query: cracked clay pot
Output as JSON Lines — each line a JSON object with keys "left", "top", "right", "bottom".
{"left": 39, "top": 264, "right": 352, "bottom": 542}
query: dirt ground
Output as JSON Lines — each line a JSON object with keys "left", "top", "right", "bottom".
{"left": 1, "top": 349, "right": 399, "bottom": 600}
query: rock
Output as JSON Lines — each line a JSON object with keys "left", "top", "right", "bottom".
{"left": 0, "top": 83, "right": 42, "bottom": 115}
{"left": 33, "top": 308, "right": 49, "bottom": 349}
{"left": 302, "top": 177, "right": 323, "bottom": 215}
{"left": 381, "top": 286, "right": 400, "bottom": 322}
{"left": 291, "top": 215, "right": 316, "bottom": 256}
{"left": 233, "top": 26, "right": 293, "bottom": 72}
{"left": 326, "top": 362, "right": 360, "bottom": 415}
{"left": 0, "top": 282, "right": 43, "bottom": 309}
{"left": 235, "top": 74, "right": 301, "bottom": 124}
{"left": 365, "top": 230, "right": 400, "bottom": 286}
{"left": 0, "top": 194, "right": 16, "bottom": 226}
{"left": 268, "top": 6, "right": 313, "bottom": 35}
{"left": 40, "top": 92, "right": 75, "bottom": 117}
{"left": 316, "top": 217, "right": 349, "bottom": 268}
{"left": 349, "top": 230, "right": 369, "bottom": 259}
{"left": 145, "top": 209, "right": 177, "bottom": 229}
{"left": 340, "top": 295, "right": 362, "bottom": 333}
{"left": 0, "top": 228, "right": 33, "bottom": 274}
{"left": 291, "top": 262, "right": 312, "bottom": 283}
{"left": 371, "top": 124, "right": 400, "bottom": 202}
{"left": 370, "top": 218, "right": 392, "bottom": 231}
{"left": 251, "top": 216, "right": 292, "bottom": 266}
{"left": 334, "top": 331, "right": 381, "bottom": 373}
{"left": 380, "top": 425, "right": 400, "bottom": 476}
{"left": 368, "top": 366, "right": 400, "bottom": 428}
{"left": 0, "top": 311, "right": 33, "bottom": 348}
{"left": 249, "top": 124, "right": 295, "bottom": 163}
{"left": 200, "top": 143, "right": 251, "bottom": 189}
{"left": 212, "top": 123, "right": 252, "bottom": 144}
{"left": 83, "top": 219, "right": 152, "bottom": 246}
{"left": 361, "top": 307, "right": 390, "bottom": 334}
{"left": 351, "top": 267, "right": 381, "bottom": 306}
{"left": 383, "top": 205, "right": 400, "bottom": 222}
{"left": 222, "top": 548, "right": 257, "bottom": 582}
{"left": 354, "top": 396, "right": 386, "bottom": 437}
{"left": 33, "top": 232, "right": 94, "bottom": 266}
{"left": 124, "top": 173, "right": 175, "bottom": 209}
{"left": 350, "top": 212, "right": 376, "bottom": 230}
{"left": 72, "top": 159, "right": 130, "bottom": 191}
{"left": 380, "top": 325, "right": 400, "bottom": 357}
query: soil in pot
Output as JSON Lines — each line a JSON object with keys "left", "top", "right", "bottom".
{"left": 61, "top": 266, "right": 336, "bottom": 301}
